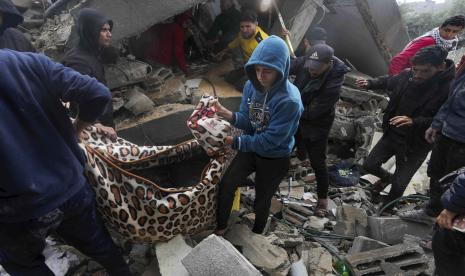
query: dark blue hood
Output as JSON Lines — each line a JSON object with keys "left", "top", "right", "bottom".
{"left": 0, "top": 0, "right": 23, "bottom": 35}
{"left": 245, "top": 35, "right": 290, "bottom": 93}
{"left": 77, "top": 8, "right": 113, "bottom": 54}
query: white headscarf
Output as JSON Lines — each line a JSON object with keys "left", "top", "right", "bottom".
{"left": 420, "top": 27, "right": 458, "bottom": 52}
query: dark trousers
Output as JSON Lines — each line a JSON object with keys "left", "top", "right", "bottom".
{"left": 302, "top": 136, "right": 329, "bottom": 199}
{"left": 426, "top": 135, "right": 465, "bottom": 216}
{"left": 216, "top": 151, "right": 289, "bottom": 234}
{"left": 0, "top": 185, "right": 130, "bottom": 276}
{"left": 363, "top": 133, "right": 429, "bottom": 203}
{"left": 432, "top": 226, "right": 465, "bottom": 275}
{"left": 295, "top": 128, "right": 308, "bottom": 161}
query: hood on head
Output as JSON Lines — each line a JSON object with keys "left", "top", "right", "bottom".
{"left": 77, "top": 8, "right": 113, "bottom": 53}
{"left": 0, "top": 0, "right": 23, "bottom": 35}
{"left": 245, "top": 35, "right": 290, "bottom": 92}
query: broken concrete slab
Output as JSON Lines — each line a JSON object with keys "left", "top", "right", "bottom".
{"left": 367, "top": 216, "right": 432, "bottom": 245}
{"left": 155, "top": 235, "right": 192, "bottom": 276}
{"left": 267, "top": 228, "right": 304, "bottom": 248}
{"left": 297, "top": 242, "right": 333, "bottom": 276}
{"left": 181, "top": 234, "right": 261, "bottom": 276}
{"left": 105, "top": 58, "right": 152, "bottom": 90}
{"left": 348, "top": 236, "right": 389, "bottom": 254}
{"left": 149, "top": 76, "right": 188, "bottom": 105}
{"left": 345, "top": 243, "right": 428, "bottom": 276}
{"left": 124, "top": 86, "right": 155, "bottom": 115}
{"left": 333, "top": 205, "right": 368, "bottom": 237}
{"left": 225, "top": 224, "right": 290, "bottom": 275}
{"left": 289, "top": 259, "right": 309, "bottom": 276}
{"left": 303, "top": 216, "right": 329, "bottom": 231}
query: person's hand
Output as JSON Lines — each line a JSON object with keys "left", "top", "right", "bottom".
{"left": 356, "top": 78, "right": 370, "bottom": 89}
{"left": 281, "top": 28, "right": 291, "bottom": 37}
{"left": 437, "top": 209, "right": 457, "bottom": 229}
{"left": 95, "top": 123, "right": 117, "bottom": 141}
{"left": 389, "top": 116, "right": 413, "bottom": 127}
{"left": 209, "top": 98, "right": 234, "bottom": 121}
{"left": 425, "top": 127, "right": 439, "bottom": 144}
{"left": 224, "top": 136, "right": 234, "bottom": 145}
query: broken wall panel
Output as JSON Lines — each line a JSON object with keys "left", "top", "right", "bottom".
{"left": 319, "top": 0, "right": 409, "bottom": 76}
{"left": 80, "top": 0, "right": 205, "bottom": 42}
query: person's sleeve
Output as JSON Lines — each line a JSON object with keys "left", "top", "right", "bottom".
{"left": 368, "top": 74, "right": 400, "bottom": 92}
{"left": 173, "top": 25, "right": 187, "bottom": 73}
{"left": 42, "top": 56, "right": 111, "bottom": 123}
{"left": 227, "top": 36, "right": 240, "bottom": 49}
{"left": 442, "top": 173, "right": 465, "bottom": 214}
{"left": 234, "top": 100, "right": 301, "bottom": 153}
{"left": 232, "top": 82, "right": 254, "bottom": 133}
{"left": 388, "top": 37, "right": 435, "bottom": 76}
{"left": 431, "top": 90, "right": 455, "bottom": 130}
{"left": 62, "top": 56, "right": 94, "bottom": 77}
{"left": 302, "top": 75, "right": 343, "bottom": 120}
{"left": 289, "top": 56, "right": 305, "bottom": 75}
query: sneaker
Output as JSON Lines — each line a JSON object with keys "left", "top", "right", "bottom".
{"left": 398, "top": 209, "right": 436, "bottom": 225}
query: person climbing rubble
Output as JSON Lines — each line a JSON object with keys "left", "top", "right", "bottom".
{"left": 209, "top": 35, "right": 303, "bottom": 235}
{"left": 62, "top": 8, "right": 117, "bottom": 140}
{"left": 216, "top": 8, "right": 269, "bottom": 91}
{"left": 290, "top": 44, "right": 350, "bottom": 217}
{"left": 356, "top": 46, "right": 455, "bottom": 213}
{"left": 0, "top": 0, "right": 35, "bottom": 52}
{"left": 0, "top": 49, "right": 130, "bottom": 276}
{"left": 206, "top": 0, "right": 241, "bottom": 52}
{"left": 399, "top": 52, "right": 465, "bottom": 224}
{"left": 389, "top": 15, "right": 465, "bottom": 76}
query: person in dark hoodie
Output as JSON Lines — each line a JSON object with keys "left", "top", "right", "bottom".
{"left": 0, "top": 49, "right": 130, "bottom": 275}
{"left": 0, "top": 0, "right": 35, "bottom": 52}
{"left": 290, "top": 44, "right": 350, "bottom": 216}
{"left": 356, "top": 46, "right": 455, "bottom": 212}
{"left": 210, "top": 35, "right": 303, "bottom": 235}
{"left": 399, "top": 53, "right": 465, "bottom": 224}
{"left": 206, "top": 0, "right": 241, "bottom": 52}
{"left": 62, "top": 8, "right": 116, "bottom": 138}
{"left": 432, "top": 170, "right": 465, "bottom": 275}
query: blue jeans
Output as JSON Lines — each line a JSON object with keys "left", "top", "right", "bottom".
{"left": 0, "top": 185, "right": 131, "bottom": 276}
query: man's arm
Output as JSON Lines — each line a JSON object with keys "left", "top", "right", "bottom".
{"left": 388, "top": 37, "right": 436, "bottom": 76}
{"left": 42, "top": 56, "right": 111, "bottom": 124}
{"left": 289, "top": 56, "right": 305, "bottom": 76}
{"left": 438, "top": 173, "right": 465, "bottom": 228}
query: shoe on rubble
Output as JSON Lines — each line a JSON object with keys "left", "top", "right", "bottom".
{"left": 398, "top": 209, "right": 436, "bottom": 225}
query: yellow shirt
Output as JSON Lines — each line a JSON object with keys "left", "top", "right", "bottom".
{"left": 228, "top": 26, "right": 269, "bottom": 62}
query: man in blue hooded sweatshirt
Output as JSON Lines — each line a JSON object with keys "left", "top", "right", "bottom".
{"left": 0, "top": 50, "right": 130, "bottom": 275}
{"left": 210, "top": 35, "right": 303, "bottom": 235}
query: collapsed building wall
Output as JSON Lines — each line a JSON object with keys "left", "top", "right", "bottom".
{"left": 319, "top": 0, "right": 410, "bottom": 76}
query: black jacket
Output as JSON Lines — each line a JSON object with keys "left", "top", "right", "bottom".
{"left": 290, "top": 56, "right": 350, "bottom": 139}
{"left": 62, "top": 8, "right": 114, "bottom": 127}
{"left": 0, "top": 0, "right": 35, "bottom": 52}
{"left": 368, "top": 59, "right": 455, "bottom": 152}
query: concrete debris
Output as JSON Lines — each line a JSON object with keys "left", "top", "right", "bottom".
{"left": 367, "top": 216, "right": 432, "bottom": 245}
{"left": 225, "top": 224, "right": 291, "bottom": 275}
{"left": 345, "top": 243, "right": 428, "bottom": 276}
{"left": 289, "top": 259, "right": 309, "bottom": 276}
{"left": 348, "top": 236, "right": 389, "bottom": 254}
{"left": 303, "top": 216, "right": 329, "bottom": 231}
{"left": 185, "top": 79, "right": 203, "bottom": 97}
{"left": 124, "top": 86, "right": 155, "bottom": 115}
{"left": 155, "top": 235, "right": 192, "bottom": 276}
{"left": 333, "top": 205, "right": 368, "bottom": 237}
{"left": 267, "top": 228, "right": 304, "bottom": 248}
{"left": 283, "top": 208, "right": 308, "bottom": 226}
{"left": 297, "top": 242, "right": 333, "bottom": 276}
{"left": 43, "top": 238, "right": 82, "bottom": 276}
{"left": 105, "top": 58, "right": 152, "bottom": 90}
{"left": 150, "top": 76, "right": 188, "bottom": 105}
{"left": 34, "top": 13, "right": 75, "bottom": 60}
{"left": 181, "top": 234, "right": 261, "bottom": 276}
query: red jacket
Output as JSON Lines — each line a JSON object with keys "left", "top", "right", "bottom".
{"left": 388, "top": 36, "right": 436, "bottom": 76}
{"left": 146, "top": 14, "right": 190, "bottom": 73}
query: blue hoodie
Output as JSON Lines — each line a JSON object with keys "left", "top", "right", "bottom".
{"left": 232, "top": 35, "right": 303, "bottom": 158}
{"left": 0, "top": 50, "right": 111, "bottom": 222}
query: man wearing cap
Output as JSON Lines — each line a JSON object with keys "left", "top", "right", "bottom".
{"left": 290, "top": 44, "right": 350, "bottom": 216}
{"left": 356, "top": 46, "right": 455, "bottom": 213}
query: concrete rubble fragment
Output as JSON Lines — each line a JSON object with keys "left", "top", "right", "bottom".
{"left": 267, "top": 228, "right": 305, "bottom": 248}
{"left": 289, "top": 259, "right": 309, "bottom": 276}
{"left": 333, "top": 205, "right": 368, "bottom": 237}
{"left": 155, "top": 235, "right": 192, "bottom": 276}
{"left": 348, "top": 236, "right": 389, "bottom": 254}
{"left": 297, "top": 242, "right": 333, "bottom": 276}
{"left": 181, "top": 234, "right": 261, "bottom": 276}
{"left": 150, "top": 76, "right": 188, "bottom": 105}
{"left": 367, "top": 216, "right": 432, "bottom": 245}
{"left": 124, "top": 86, "right": 155, "bottom": 115}
{"left": 344, "top": 243, "right": 428, "bottom": 276}
{"left": 303, "top": 216, "right": 329, "bottom": 231}
{"left": 225, "top": 224, "right": 291, "bottom": 275}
